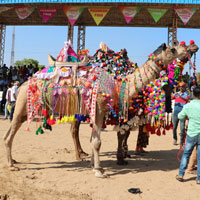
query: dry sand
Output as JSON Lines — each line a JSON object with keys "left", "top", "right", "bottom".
{"left": 0, "top": 116, "right": 199, "bottom": 200}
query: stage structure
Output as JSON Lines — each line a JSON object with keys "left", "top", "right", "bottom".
{"left": 1, "top": 0, "right": 200, "bottom": 64}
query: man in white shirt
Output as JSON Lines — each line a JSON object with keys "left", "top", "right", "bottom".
{"left": 4, "top": 83, "right": 12, "bottom": 120}
{"left": 10, "top": 81, "right": 20, "bottom": 121}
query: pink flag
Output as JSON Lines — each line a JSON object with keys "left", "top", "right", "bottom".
{"left": 63, "top": 7, "right": 84, "bottom": 26}
{"left": 174, "top": 8, "right": 198, "bottom": 25}
{"left": 38, "top": 7, "right": 58, "bottom": 23}
{"left": 15, "top": 7, "right": 35, "bottom": 20}
{"left": 119, "top": 6, "right": 141, "bottom": 24}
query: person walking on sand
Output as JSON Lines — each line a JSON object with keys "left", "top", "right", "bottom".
{"left": 176, "top": 86, "right": 200, "bottom": 184}
{"left": 9, "top": 81, "right": 20, "bottom": 121}
{"left": 4, "top": 83, "right": 12, "bottom": 120}
{"left": 172, "top": 82, "right": 190, "bottom": 146}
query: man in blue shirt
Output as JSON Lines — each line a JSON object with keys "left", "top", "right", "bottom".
{"left": 176, "top": 86, "right": 200, "bottom": 184}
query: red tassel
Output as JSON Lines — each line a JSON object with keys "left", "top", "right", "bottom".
{"left": 42, "top": 109, "right": 48, "bottom": 116}
{"left": 156, "top": 128, "right": 161, "bottom": 136}
{"left": 165, "top": 122, "right": 170, "bottom": 130}
{"left": 162, "top": 129, "right": 166, "bottom": 135}
{"left": 47, "top": 118, "right": 56, "bottom": 126}
{"left": 151, "top": 126, "right": 155, "bottom": 134}
{"left": 170, "top": 121, "right": 173, "bottom": 129}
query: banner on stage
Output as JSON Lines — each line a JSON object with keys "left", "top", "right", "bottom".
{"left": 0, "top": 7, "right": 11, "bottom": 14}
{"left": 174, "top": 8, "right": 198, "bottom": 25}
{"left": 38, "top": 7, "right": 58, "bottom": 23}
{"left": 118, "top": 6, "right": 141, "bottom": 24}
{"left": 15, "top": 7, "right": 35, "bottom": 20}
{"left": 88, "top": 7, "right": 110, "bottom": 26}
{"left": 147, "top": 8, "right": 167, "bottom": 23}
{"left": 63, "top": 7, "right": 84, "bottom": 26}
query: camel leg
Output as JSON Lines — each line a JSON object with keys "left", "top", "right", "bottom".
{"left": 4, "top": 119, "right": 24, "bottom": 170}
{"left": 123, "top": 130, "right": 131, "bottom": 158}
{"left": 90, "top": 109, "right": 106, "bottom": 178}
{"left": 70, "top": 121, "right": 88, "bottom": 161}
{"left": 117, "top": 131, "right": 128, "bottom": 165}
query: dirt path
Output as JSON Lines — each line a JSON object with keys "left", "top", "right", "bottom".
{"left": 0, "top": 117, "right": 199, "bottom": 200}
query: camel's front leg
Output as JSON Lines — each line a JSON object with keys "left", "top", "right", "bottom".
{"left": 91, "top": 129, "right": 106, "bottom": 178}
{"left": 90, "top": 108, "right": 106, "bottom": 178}
{"left": 70, "top": 120, "right": 88, "bottom": 161}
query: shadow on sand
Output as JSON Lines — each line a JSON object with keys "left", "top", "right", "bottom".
{"left": 16, "top": 148, "right": 182, "bottom": 177}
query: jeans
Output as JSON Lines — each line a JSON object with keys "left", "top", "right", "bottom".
{"left": 10, "top": 101, "right": 16, "bottom": 121}
{"left": 173, "top": 114, "right": 185, "bottom": 145}
{"left": 179, "top": 135, "right": 200, "bottom": 181}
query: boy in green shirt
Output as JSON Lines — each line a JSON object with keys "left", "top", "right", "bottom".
{"left": 176, "top": 86, "right": 200, "bottom": 184}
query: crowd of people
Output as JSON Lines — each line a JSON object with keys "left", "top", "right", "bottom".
{"left": 0, "top": 64, "right": 40, "bottom": 120}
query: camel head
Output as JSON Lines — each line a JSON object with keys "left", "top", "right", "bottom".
{"left": 152, "top": 43, "right": 186, "bottom": 66}
{"left": 177, "top": 40, "right": 199, "bottom": 63}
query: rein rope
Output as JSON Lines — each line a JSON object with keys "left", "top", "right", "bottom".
{"left": 183, "top": 45, "right": 197, "bottom": 78}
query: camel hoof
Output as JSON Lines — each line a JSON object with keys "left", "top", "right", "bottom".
{"left": 94, "top": 170, "right": 107, "bottom": 178}
{"left": 9, "top": 166, "right": 20, "bottom": 171}
{"left": 13, "top": 159, "right": 18, "bottom": 164}
{"left": 76, "top": 152, "right": 89, "bottom": 161}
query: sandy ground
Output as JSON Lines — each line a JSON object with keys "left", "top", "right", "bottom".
{"left": 0, "top": 116, "right": 200, "bottom": 200}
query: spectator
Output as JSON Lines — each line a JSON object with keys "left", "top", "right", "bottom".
{"left": 12, "top": 66, "right": 18, "bottom": 81}
{"left": 4, "top": 83, "right": 12, "bottom": 120}
{"left": 10, "top": 81, "right": 20, "bottom": 121}
{"left": 176, "top": 86, "right": 200, "bottom": 184}
{"left": 7, "top": 66, "right": 12, "bottom": 82}
{"left": 172, "top": 82, "right": 190, "bottom": 147}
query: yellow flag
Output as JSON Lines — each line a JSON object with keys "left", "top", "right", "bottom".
{"left": 88, "top": 7, "right": 110, "bottom": 25}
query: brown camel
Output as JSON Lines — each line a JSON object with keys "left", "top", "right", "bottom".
{"left": 3, "top": 42, "right": 187, "bottom": 178}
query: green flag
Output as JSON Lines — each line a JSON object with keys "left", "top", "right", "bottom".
{"left": 147, "top": 8, "right": 167, "bottom": 23}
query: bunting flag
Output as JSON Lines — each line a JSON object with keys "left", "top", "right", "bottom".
{"left": 63, "top": 7, "right": 84, "bottom": 26}
{"left": 38, "top": 7, "right": 58, "bottom": 23}
{"left": 15, "top": 7, "right": 35, "bottom": 20}
{"left": 174, "top": 8, "right": 198, "bottom": 25}
{"left": 88, "top": 7, "right": 110, "bottom": 26}
{"left": 147, "top": 8, "right": 167, "bottom": 23}
{"left": 0, "top": 7, "right": 11, "bottom": 14}
{"left": 118, "top": 6, "right": 141, "bottom": 24}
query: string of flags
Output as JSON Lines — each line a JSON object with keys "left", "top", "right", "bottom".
{"left": 0, "top": 6, "right": 199, "bottom": 26}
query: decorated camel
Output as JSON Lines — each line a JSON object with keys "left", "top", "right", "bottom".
{"left": 70, "top": 41, "right": 199, "bottom": 165}
{"left": 3, "top": 41, "right": 188, "bottom": 178}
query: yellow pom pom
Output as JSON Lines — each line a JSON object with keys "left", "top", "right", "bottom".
{"left": 50, "top": 115, "right": 53, "bottom": 120}
{"left": 57, "top": 120, "right": 61, "bottom": 125}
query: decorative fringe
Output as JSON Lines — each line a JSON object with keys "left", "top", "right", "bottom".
{"left": 36, "top": 126, "right": 44, "bottom": 135}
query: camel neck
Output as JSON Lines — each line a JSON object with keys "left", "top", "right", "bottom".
{"left": 128, "top": 59, "right": 162, "bottom": 98}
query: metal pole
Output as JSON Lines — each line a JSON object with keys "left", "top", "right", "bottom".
{"left": 168, "top": 12, "right": 177, "bottom": 46}
{"left": 67, "top": 23, "right": 74, "bottom": 46}
{"left": 77, "top": 25, "right": 86, "bottom": 53}
{"left": 0, "top": 24, "right": 6, "bottom": 67}
{"left": 10, "top": 26, "right": 15, "bottom": 66}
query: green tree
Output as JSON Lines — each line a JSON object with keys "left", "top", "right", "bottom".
{"left": 14, "top": 58, "right": 39, "bottom": 68}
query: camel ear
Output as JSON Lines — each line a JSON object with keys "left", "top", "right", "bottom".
{"left": 162, "top": 43, "right": 167, "bottom": 51}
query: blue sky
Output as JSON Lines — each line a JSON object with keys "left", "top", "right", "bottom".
{"left": 4, "top": 25, "right": 200, "bottom": 74}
